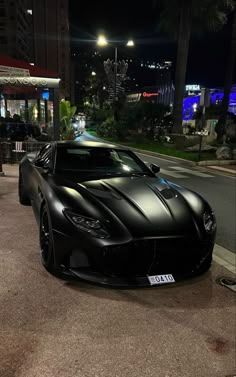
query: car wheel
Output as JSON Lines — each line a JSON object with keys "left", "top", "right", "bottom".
{"left": 19, "top": 171, "right": 31, "bottom": 205}
{"left": 197, "top": 253, "right": 212, "bottom": 275}
{"left": 40, "top": 206, "right": 55, "bottom": 273}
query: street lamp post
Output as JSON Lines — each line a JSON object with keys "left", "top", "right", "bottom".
{"left": 96, "top": 35, "right": 134, "bottom": 105}
{"left": 114, "top": 47, "right": 118, "bottom": 101}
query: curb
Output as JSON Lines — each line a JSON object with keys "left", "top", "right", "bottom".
{"left": 197, "top": 160, "right": 236, "bottom": 166}
{"left": 213, "top": 244, "right": 236, "bottom": 275}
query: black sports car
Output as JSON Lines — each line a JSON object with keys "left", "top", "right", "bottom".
{"left": 19, "top": 141, "right": 216, "bottom": 287}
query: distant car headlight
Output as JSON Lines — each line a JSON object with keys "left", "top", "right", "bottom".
{"left": 64, "top": 210, "right": 110, "bottom": 239}
{"left": 203, "top": 211, "right": 216, "bottom": 233}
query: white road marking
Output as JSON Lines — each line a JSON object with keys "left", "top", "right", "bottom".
{"left": 137, "top": 152, "right": 177, "bottom": 164}
{"left": 208, "top": 166, "right": 236, "bottom": 174}
{"left": 160, "top": 169, "right": 188, "bottom": 178}
{"left": 213, "top": 244, "right": 236, "bottom": 274}
{"left": 170, "top": 166, "right": 214, "bottom": 178}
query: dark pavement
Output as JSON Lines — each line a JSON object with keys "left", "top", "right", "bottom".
{"left": 0, "top": 164, "right": 235, "bottom": 377}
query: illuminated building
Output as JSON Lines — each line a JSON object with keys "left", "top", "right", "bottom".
{"left": 183, "top": 86, "right": 236, "bottom": 121}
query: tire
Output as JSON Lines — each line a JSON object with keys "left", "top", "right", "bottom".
{"left": 39, "top": 205, "right": 55, "bottom": 273}
{"left": 197, "top": 253, "right": 212, "bottom": 275}
{"left": 19, "top": 171, "right": 31, "bottom": 205}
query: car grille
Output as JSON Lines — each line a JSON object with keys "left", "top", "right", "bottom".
{"left": 101, "top": 238, "right": 212, "bottom": 277}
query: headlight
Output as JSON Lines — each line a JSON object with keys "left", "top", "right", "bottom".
{"left": 203, "top": 211, "right": 216, "bottom": 233}
{"left": 64, "top": 210, "right": 110, "bottom": 239}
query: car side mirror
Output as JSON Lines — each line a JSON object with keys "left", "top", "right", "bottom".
{"left": 34, "top": 160, "right": 50, "bottom": 172}
{"left": 34, "top": 159, "right": 45, "bottom": 168}
{"left": 150, "top": 163, "right": 160, "bottom": 174}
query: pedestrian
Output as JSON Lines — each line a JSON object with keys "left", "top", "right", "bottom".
{"left": 5, "top": 111, "right": 13, "bottom": 123}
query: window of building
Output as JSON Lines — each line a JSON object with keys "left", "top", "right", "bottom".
{"left": 0, "top": 35, "right": 6, "bottom": 43}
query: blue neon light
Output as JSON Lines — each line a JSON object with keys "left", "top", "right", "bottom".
{"left": 183, "top": 87, "right": 236, "bottom": 120}
{"left": 41, "top": 90, "right": 49, "bottom": 100}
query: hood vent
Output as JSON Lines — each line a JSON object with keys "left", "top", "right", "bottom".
{"left": 160, "top": 188, "right": 177, "bottom": 200}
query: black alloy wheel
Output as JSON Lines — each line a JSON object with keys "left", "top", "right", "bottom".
{"left": 40, "top": 206, "right": 54, "bottom": 273}
{"left": 19, "top": 171, "right": 31, "bottom": 205}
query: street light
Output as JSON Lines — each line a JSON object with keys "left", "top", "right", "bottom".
{"left": 126, "top": 39, "right": 134, "bottom": 47}
{"left": 97, "top": 35, "right": 108, "bottom": 47}
{"left": 96, "top": 34, "right": 134, "bottom": 103}
{"left": 91, "top": 71, "right": 96, "bottom": 76}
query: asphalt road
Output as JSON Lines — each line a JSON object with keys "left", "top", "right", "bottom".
{"left": 0, "top": 164, "right": 235, "bottom": 377}
{"left": 78, "top": 133, "right": 236, "bottom": 253}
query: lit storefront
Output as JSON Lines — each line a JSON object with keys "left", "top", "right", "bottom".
{"left": 183, "top": 86, "right": 236, "bottom": 121}
{"left": 0, "top": 55, "right": 60, "bottom": 139}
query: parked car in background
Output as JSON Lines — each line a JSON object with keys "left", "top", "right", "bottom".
{"left": 72, "top": 113, "right": 86, "bottom": 137}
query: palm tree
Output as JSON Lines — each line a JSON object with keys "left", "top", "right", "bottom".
{"left": 216, "top": 3, "right": 236, "bottom": 141}
{"left": 59, "top": 100, "right": 77, "bottom": 140}
{"left": 155, "top": 0, "right": 234, "bottom": 133}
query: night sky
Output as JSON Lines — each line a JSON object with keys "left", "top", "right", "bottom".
{"left": 69, "top": 0, "right": 232, "bottom": 87}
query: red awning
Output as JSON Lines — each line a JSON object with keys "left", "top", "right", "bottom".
{"left": 0, "top": 55, "right": 59, "bottom": 78}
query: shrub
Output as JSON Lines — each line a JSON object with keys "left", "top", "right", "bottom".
{"left": 97, "top": 117, "right": 116, "bottom": 138}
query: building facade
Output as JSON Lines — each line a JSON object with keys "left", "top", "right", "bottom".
{"left": 32, "top": 0, "right": 71, "bottom": 99}
{"left": 0, "top": 0, "right": 33, "bottom": 62}
{"left": 0, "top": 0, "right": 71, "bottom": 100}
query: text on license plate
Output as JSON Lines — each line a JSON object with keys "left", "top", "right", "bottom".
{"left": 148, "top": 274, "right": 175, "bottom": 285}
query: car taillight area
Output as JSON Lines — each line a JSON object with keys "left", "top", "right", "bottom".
{"left": 100, "top": 238, "right": 213, "bottom": 277}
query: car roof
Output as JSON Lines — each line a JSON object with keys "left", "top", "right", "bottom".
{"left": 53, "top": 141, "right": 128, "bottom": 150}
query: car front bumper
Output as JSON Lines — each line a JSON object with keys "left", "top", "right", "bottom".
{"left": 52, "top": 229, "right": 215, "bottom": 287}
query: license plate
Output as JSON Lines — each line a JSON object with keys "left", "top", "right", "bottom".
{"left": 148, "top": 274, "right": 175, "bottom": 285}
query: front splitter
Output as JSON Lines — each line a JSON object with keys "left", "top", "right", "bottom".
{"left": 69, "top": 268, "right": 179, "bottom": 288}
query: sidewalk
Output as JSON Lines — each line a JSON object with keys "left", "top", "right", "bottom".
{"left": 0, "top": 163, "right": 235, "bottom": 377}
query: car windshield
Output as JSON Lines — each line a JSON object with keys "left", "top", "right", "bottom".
{"left": 55, "top": 146, "right": 152, "bottom": 176}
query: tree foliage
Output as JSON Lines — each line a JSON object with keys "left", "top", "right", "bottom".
{"left": 97, "top": 101, "right": 170, "bottom": 140}
{"left": 155, "top": 0, "right": 234, "bottom": 35}
{"left": 59, "top": 99, "right": 77, "bottom": 140}
{"left": 153, "top": 0, "right": 235, "bottom": 134}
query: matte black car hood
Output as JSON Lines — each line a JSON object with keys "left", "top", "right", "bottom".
{"left": 53, "top": 173, "right": 200, "bottom": 238}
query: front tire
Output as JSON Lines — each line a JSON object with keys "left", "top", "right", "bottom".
{"left": 196, "top": 253, "right": 212, "bottom": 275}
{"left": 19, "top": 171, "right": 31, "bottom": 205}
{"left": 40, "top": 206, "right": 55, "bottom": 273}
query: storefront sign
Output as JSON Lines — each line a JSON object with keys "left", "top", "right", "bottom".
{"left": 127, "top": 93, "right": 142, "bottom": 102}
{"left": 0, "top": 76, "right": 60, "bottom": 88}
{"left": 185, "top": 84, "right": 200, "bottom": 91}
{"left": 143, "top": 92, "right": 159, "bottom": 98}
